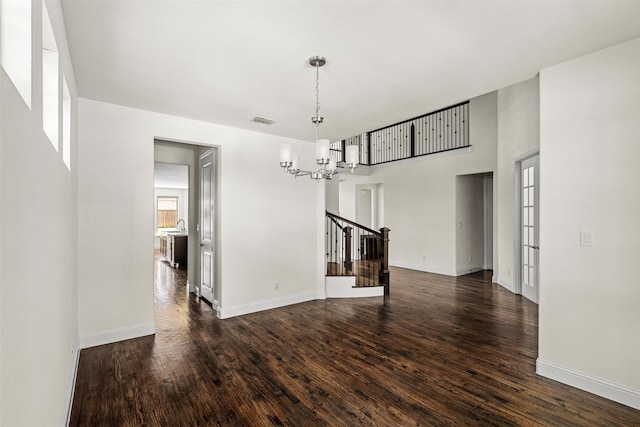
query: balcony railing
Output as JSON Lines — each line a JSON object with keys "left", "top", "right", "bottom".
{"left": 325, "top": 211, "right": 390, "bottom": 295}
{"left": 333, "top": 101, "right": 470, "bottom": 167}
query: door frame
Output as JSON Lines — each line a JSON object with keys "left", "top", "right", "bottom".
{"left": 198, "top": 147, "right": 219, "bottom": 310}
{"left": 483, "top": 175, "right": 494, "bottom": 270}
{"left": 514, "top": 149, "right": 540, "bottom": 301}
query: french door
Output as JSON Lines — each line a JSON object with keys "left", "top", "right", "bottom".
{"left": 521, "top": 155, "right": 539, "bottom": 303}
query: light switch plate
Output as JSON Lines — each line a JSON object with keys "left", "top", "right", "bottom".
{"left": 580, "top": 231, "right": 593, "bottom": 247}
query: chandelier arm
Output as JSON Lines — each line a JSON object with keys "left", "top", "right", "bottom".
{"left": 295, "top": 171, "right": 312, "bottom": 178}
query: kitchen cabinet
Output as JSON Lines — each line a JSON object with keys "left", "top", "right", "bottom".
{"left": 170, "top": 234, "right": 187, "bottom": 269}
{"left": 160, "top": 233, "right": 187, "bottom": 269}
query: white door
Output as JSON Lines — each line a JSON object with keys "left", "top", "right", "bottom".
{"left": 521, "top": 155, "right": 539, "bottom": 303}
{"left": 199, "top": 149, "right": 216, "bottom": 305}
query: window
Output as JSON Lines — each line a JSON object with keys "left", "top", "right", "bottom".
{"left": 157, "top": 197, "right": 178, "bottom": 232}
{"left": 62, "top": 76, "right": 71, "bottom": 170}
{"left": 42, "top": 1, "right": 59, "bottom": 150}
{"left": 1, "top": 0, "right": 32, "bottom": 108}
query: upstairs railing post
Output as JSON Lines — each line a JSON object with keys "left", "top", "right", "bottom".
{"left": 344, "top": 226, "right": 353, "bottom": 272}
{"left": 379, "top": 227, "right": 390, "bottom": 296}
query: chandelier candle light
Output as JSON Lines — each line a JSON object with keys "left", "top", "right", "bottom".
{"left": 279, "top": 56, "right": 358, "bottom": 180}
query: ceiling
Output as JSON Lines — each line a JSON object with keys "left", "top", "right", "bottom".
{"left": 61, "top": 1, "right": 640, "bottom": 143}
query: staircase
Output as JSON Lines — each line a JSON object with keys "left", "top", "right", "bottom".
{"left": 325, "top": 211, "right": 390, "bottom": 298}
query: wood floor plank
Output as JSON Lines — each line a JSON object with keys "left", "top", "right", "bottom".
{"left": 69, "top": 255, "right": 640, "bottom": 426}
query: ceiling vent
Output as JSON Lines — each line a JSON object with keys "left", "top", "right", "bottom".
{"left": 251, "top": 116, "right": 277, "bottom": 125}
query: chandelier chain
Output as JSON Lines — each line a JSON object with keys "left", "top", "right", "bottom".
{"left": 315, "top": 63, "right": 321, "bottom": 139}
{"left": 315, "top": 63, "right": 321, "bottom": 118}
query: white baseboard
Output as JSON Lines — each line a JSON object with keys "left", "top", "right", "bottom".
{"left": 389, "top": 260, "right": 457, "bottom": 277}
{"left": 537, "top": 358, "right": 640, "bottom": 410}
{"left": 391, "top": 263, "right": 517, "bottom": 294}
{"left": 390, "top": 261, "right": 487, "bottom": 277}
{"left": 326, "top": 276, "right": 384, "bottom": 298}
{"left": 218, "top": 291, "right": 317, "bottom": 319}
{"left": 455, "top": 266, "right": 484, "bottom": 276}
{"left": 62, "top": 345, "right": 80, "bottom": 427}
{"left": 79, "top": 322, "right": 156, "bottom": 349}
{"left": 187, "top": 280, "right": 196, "bottom": 293}
{"left": 495, "top": 276, "right": 515, "bottom": 293}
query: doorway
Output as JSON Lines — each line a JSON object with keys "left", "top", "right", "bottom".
{"left": 517, "top": 154, "right": 540, "bottom": 303}
{"left": 154, "top": 165, "right": 189, "bottom": 270}
{"left": 455, "top": 173, "right": 493, "bottom": 275}
{"left": 154, "top": 141, "right": 197, "bottom": 292}
{"left": 356, "top": 188, "right": 373, "bottom": 228}
{"left": 154, "top": 140, "right": 219, "bottom": 312}
{"left": 355, "top": 183, "right": 384, "bottom": 229}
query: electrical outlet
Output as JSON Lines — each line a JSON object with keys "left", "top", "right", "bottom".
{"left": 468, "top": 255, "right": 472, "bottom": 263}
{"left": 274, "top": 282, "right": 279, "bottom": 291}
{"left": 421, "top": 255, "right": 426, "bottom": 261}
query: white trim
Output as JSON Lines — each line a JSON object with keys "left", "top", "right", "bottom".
{"left": 483, "top": 175, "right": 494, "bottom": 270}
{"left": 187, "top": 280, "right": 196, "bottom": 293}
{"left": 316, "top": 183, "right": 327, "bottom": 300}
{"left": 61, "top": 346, "right": 80, "bottom": 427}
{"left": 455, "top": 266, "right": 484, "bottom": 276}
{"left": 212, "top": 299, "right": 221, "bottom": 316}
{"left": 495, "top": 276, "right": 516, "bottom": 293}
{"left": 537, "top": 358, "right": 640, "bottom": 410}
{"left": 218, "top": 292, "right": 317, "bottom": 319}
{"left": 79, "top": 322, "right": 156, "bottom": 349}
{"left": 514, "top": 147, "right": 540, "bottom": 162}
{"left": 390, "top": 260, "right": 457, "bottom": 277}
{"left": 513, "top": 157, "right": 522, "bottom": 295}
{"left": 326, "top": 276, "right": 384, "bottom": 298}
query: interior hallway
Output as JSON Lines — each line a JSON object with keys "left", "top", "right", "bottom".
{"left": 69, "top": 255, "right": 640, "bottom": 425}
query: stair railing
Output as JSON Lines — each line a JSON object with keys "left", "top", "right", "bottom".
{"left": 325, "top": 211, "right": 390, "bottom": 295}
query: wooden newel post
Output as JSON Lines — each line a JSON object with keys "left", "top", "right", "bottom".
{"left": 379, "top": 227, "right": 390, "bottom": 296}
{"left": 344, "top": 226, "right": 353, "bottom": 272}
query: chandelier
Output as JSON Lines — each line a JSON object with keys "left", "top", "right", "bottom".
{"left": 279, "top": 56, "right": 359, "bottom": 180}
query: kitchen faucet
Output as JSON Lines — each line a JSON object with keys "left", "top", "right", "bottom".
{"left": 177, "top": 219, "right": 185, "bottom": 232}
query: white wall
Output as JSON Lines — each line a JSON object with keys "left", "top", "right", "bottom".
{"left": 339, "top": 178, "right": 356, "bottom": 219}
{"left": 0, "top": 1, "right": 79, "bottom": 425}
{"left": 538, "top": 37, "right": 640, "bottom": 408}
{"left": 495, "top": 75, "right": 540, "bottom": 291}
{"left": 455, "top": 174, "right": 485, "bottom": 275}
{"left": 77, "top": 99, "right": 321, "bottom": 343}
{"left": 325, "top": 177, "right": 340, "bottom": 215}
{"left": 339, "top": 92, "right": 497, "bottom": 276}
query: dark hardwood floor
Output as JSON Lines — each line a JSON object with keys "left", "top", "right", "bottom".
{"left": 70, "top": 254, "right": 640, "bottom": 426}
